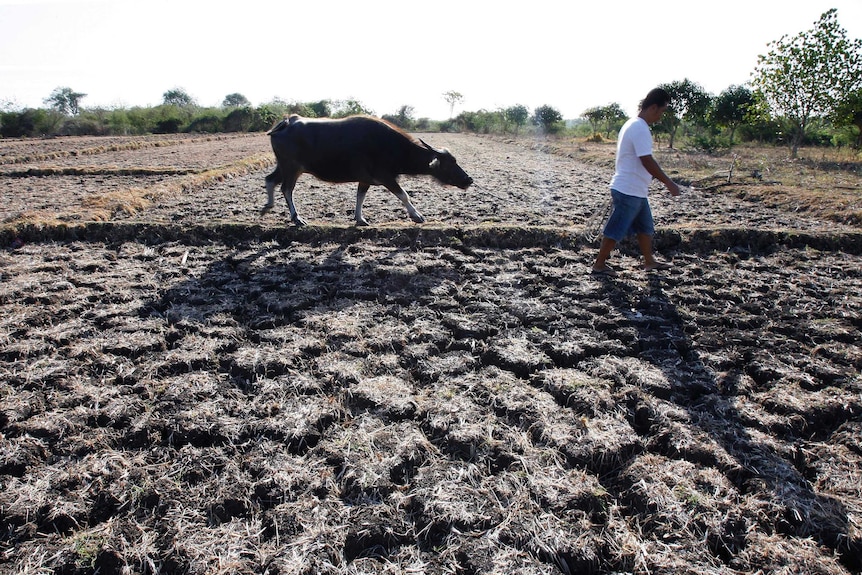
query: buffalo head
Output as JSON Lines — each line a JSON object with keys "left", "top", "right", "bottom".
{"left": 420, "top": 139, "right": 473, "bottom": 190}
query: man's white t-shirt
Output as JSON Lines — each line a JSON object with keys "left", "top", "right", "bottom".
{"left": 609, "top": 117, "right": 654, "bottom": 198}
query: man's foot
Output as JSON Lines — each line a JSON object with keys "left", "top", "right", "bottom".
{"left": 644, "top": 261, "right": 672, "bottom": 272}
{"left": 591, "top": 265, "right": 617, "bottom": 277}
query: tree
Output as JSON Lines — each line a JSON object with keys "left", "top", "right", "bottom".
{"left": 44, "top": 87, "right": 87, "bottom": 115}
{"left": 532, "top": 105, "right": 563, "bottom": 134}
{"left": 581, "top": 106, "right": 604, "bottom": 135}
{"left": 504, "top": 104, "right": 529, "bottom": 134}
{"left": 832, "top": 89, "right": 862, "bottom": 148}
{"left": 382, "top": 105, "right": 415, "bottom": 129}
{"left": 162, "top": 88, "right": 196, "bottom": 107}
{"left": 222, "top": 93, "right": 251, "bottom": 108}
{"left": 601, "top": 103, "right": 627, "bottom": 138}
{"left": 709, "top": 85, "right": 755, "bottom": 144}
{"left": 331, "top": 99, "right": 373, "bottom": 118}
{"left": 224, "top": 107, "right": 254, "bottom": 132}
{"left": 306, "top": 100, "right": 331, "bottom": 118}
{"left": 443, "top": 91, "right": 463, "bottom": 118}
{"left": 658, "top": 79, "right": 711, "bottom": 148}
{"left": 752, "top": 9, "right": 862, "bottom": 157}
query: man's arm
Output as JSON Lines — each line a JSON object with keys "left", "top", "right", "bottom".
{"left": 640, "top": 154, "right": 680, "bottom": 196}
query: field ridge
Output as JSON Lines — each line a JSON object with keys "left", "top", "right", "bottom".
{"left": 4, "top": 220, "right": 862, "bottom": 255}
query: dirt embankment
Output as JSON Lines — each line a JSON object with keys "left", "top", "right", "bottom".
{"left": 1, "top": 132, "right": 860, "bottom": 574}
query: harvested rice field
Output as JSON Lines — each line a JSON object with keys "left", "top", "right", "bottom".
{"left": 0, "top": 131, "right": 860, "bottom": 574}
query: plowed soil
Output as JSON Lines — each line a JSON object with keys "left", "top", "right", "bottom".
{"left": 1, "top": 131, "right": 860, "bottom": 575}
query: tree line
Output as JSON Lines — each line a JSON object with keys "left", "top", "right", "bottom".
{"left": 1, "top": 10, "right": 859, "bottom": 157}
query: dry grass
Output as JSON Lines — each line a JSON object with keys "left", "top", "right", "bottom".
{"left": 1, "top": 152, "right": 273, "bottom": 228}
{"left": 540, "top": 136, "right": 862, "bottom": 226}
{"left": 0, "top": 134, "right": 239, "bottom": 166}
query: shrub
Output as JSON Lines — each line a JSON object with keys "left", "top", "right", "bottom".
{"left": 224, "top": 107, "right": 254, "bottom": 132}
{"left": 154, "top": 117, "right": 183, "bottom": 134}
{"left": 0, "top": 109, "right": 56, "bottom": 137}
{"left": 186, "top": 113, "right": 224, "bottom": 133}
{"left": 532, "top": 105, "right": 564, "bottom": 134}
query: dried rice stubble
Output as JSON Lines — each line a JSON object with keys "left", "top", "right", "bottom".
{"left": 408, "top": 460, "right": 507, "bottom": 547}
{"left": 347, "top": 374, "right": 420, "bottom": 421}
{"left": 317, "top": 414, "right": 437, "bottom": 503}
{"left": 493, "top": 501, "right": 612, "bottom": 575}
{"left": 420, "top": 378, "right": 529, "bottom": 468}
{"left": 806, "top": 440, "right": 862, "bottom": 570}
{"left": 734, "top": 531, "right": 851, "bottom": 575}
{"left": 617, "top": 453, "right": 741, "bottom": 571}
{"left": 245, "top": 393, "right": 344, "bottom": 454}
{"left": 483, "top": 333, "right": 553, "bottom": 379}
{"left": 515, "top": 443, "right": 612, "bottom": 524}
{"left": 533, "top": 369, "right": 616, "bottom": 419}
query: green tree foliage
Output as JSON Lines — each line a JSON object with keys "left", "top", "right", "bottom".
{"left": 600, "top": 103, "right": 626, "bottom": 137}
{"left": 253, "top": 102, "right": 288, "bottom": 131}
{"left": 752, "top": 8, "right": 862, "bottom": 157}
{"left": 44, "top": 87, "right": 87, "bottom": 116}
{"left": 582, "top": 104, "right": 629, "bottom": 139}
{"left": 0, "top": 108, "right": 53, "bottom": 137}
{"left": 224, "top": 107, "right": 254, "bottom": 132}
{"left": 504, "top": 104, "right": 529, "bottom": 134}
{"left": 831, "top": 89, "right": 862, "bottom": 148}
{"left": 709, "top": 85, "right": 755, "bottom": 144}
{"left": 382, "top": 105, "right": 415, "bottom": 130}
{"left": 222, "top": 93, "right": 251, "bottom": 108}
{"left": 582, "top": 106, "right": 604, "bottom": 135}
{"left": 658, "top": 79, "right": 712, "bottom": 148}
{"left": 331, "top": 99, "right": 373, "bottom": 118}
{"left": 738, "top": 90, "right": 782, "bottom": 144}
{"left": 306, "top": 100, "right": 331, "bottom": 118}
{"left": 455, "top": 109, "right": 504, "bottom": 134}
{"left": 532, "top": 105, "right": 563, "bottom": 134}
{"left": 187, "top": 112, "right": 224, "bottom": 133}
{"left": 162, "top": 88, "right": 196, "bottom": 108}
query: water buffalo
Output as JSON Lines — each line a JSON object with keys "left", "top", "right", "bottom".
{"left": 263, "top": 114, "right": 473, "bottom": 226}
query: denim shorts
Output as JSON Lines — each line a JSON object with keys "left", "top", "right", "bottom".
{"left": 602, "top": 189, "right": 654, "bottom": 241}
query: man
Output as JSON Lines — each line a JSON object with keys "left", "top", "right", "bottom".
{"left": 591, "top": 88, "right": 681, "bottom": 276}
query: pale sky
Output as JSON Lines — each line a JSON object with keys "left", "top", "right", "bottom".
{"left": 2, "top": 0, "right": 861, "bottom": 120}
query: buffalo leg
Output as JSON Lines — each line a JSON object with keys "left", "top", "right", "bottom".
{"left": 355, "top": 183, "right": 371, "bottom": 226}
{"left": 281, "top": 173, "right": 306, "bottom": 226}
{"left": 386, "top": 182, "right": 425, "bottom": 224}
{"left": 262, "top": 167, "right": 281, "bottom": 213}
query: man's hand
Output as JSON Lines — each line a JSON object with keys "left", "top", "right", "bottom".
{"left": 667, "top": 181, "right": 681, "bottom": 197}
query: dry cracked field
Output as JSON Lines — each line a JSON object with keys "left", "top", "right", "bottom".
{"left": 1, "top": 130, "right": 861, "bottom": 575}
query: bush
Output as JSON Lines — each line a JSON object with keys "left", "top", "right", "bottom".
{"left": 154, "top": 117, "right": 183, "bottom": 134}
{"left": 437, "top": 119, "right": 459, "bottom": 133}
{"left": 253, "top": 103, "right": 289, "bottom": 132}
{"left": 224, "top": 107, "right": 254, "bottom": 132}
{"left": 60, "top": 116, "right": 108, "bottom": 136}
{"left": 688, "top": 134, "right": 732, "bottom": 153}
{"left": 532, "top": 105, "right": 564, "bottom": 134}
{"left": 187, "top": 113, "right": 224, "bottom": 133}
{"left": 0, "top": 108, "right": 56, "bottom": 137}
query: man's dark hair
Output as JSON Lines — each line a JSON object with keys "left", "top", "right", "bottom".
{"left": 639, "top": 88, "right": 671, "bottom": 111}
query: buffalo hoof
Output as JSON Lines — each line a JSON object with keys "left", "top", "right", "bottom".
{"left": 355, "top": 218, "right": 370, "bottom": 227}
{"left": 260, "top": 203, "right": 274, "bottom": 214}
{"left": 410, "top": 212, "right": 426, "bottom": 224}
{"left": 292, "top": 217, "right": 308, "bottom": 227}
